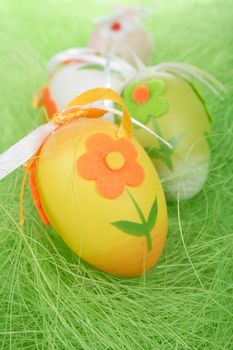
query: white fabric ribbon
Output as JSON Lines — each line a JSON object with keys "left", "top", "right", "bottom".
{"left": 47, "top": 47, "right": 136, "bottom": 78}
{"left": 47, "top": 48, "right": 96, "bottom": 76}
{"left": 0, "top": 104, "right": 172, "bottom": 181}
{"left": 2, "top": 53, "right": 222, "bottom": 182}
{"left": 152, "top": 62, "right": 226, "bottom": 97}
{"left": 0, "top": 123, "right": 56, "bottom": 180}
{"left": 106, "top": 46, "right": 226, "bottom": 97}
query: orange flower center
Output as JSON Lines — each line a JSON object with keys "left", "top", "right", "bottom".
{"left": 132, "top": 85, "right": 150, "bottom": 104}
{"left": 105, "top": 152, "right": 125, "bottom": 170}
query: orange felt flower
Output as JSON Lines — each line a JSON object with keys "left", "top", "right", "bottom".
{"left": 77, "top": 133, "right": 145, "bottom": 199}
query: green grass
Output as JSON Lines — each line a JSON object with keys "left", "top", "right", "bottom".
{"left": 0, "top": 0, "right": 233, "bottom": 349}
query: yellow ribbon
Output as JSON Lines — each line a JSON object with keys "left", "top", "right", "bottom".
{"left": 53, "top": 87, "right": 133, "bottom": 138}
{"left": 20, "top": 88, "right": 133, "bottom": 226}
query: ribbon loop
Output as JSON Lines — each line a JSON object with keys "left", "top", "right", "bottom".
{"left": 64, "top": 87, "right": 133, "bottom": 138}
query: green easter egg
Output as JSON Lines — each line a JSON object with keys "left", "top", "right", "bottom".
{"left": 121, "top": 72, "right": 211, "bottom": 201}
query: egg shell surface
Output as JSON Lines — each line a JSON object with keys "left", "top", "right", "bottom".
{"left": 33, "top": 118, "right": 167, "bottom": 277}
{"left": 50, "top": 63, "right": 123, "bottom": 110}
{"left": 89, "top": 22, "right": 153, "bottom": 65}
{"left": 121, "top": 72, "right": 212, "bottom": 201}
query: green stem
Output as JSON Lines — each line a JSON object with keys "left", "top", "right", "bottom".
{"left": 127, "top": 190, "right": 152, "bottom": 251}
{"left": 146, "top": 231, "right": 152, "bottom": 251}
{"left": 126, "top": 190, "right": 146, "bottom": 224}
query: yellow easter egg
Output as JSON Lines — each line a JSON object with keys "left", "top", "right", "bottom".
{"left": 31, "top": 117, "right": 167, "bottom": 277}
{"left": 121, "top": 73, "right": 212, "bottom": 201}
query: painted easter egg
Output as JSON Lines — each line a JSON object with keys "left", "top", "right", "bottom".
{"left": 44, "top": 63, "right": 122, "bottom": 111}
{"left": 34, "top": 49, "right": 135, "bottom": 118}
{"left": 89, "top": 7, "right": 153, "bottom": 65}
{"left": 121, "top": 72, "right": 212, "bottom": 201}
{"left": 30, "top": 89, "right": 167, "bottom": 277}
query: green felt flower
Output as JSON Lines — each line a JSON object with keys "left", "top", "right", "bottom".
{"left": 122, "top": 79, "right": 168, "bottom": 125}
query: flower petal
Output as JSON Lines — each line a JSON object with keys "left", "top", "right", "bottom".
{"left": 147, "top": 79, "right": 166, "bottom": 95}
{"left": 77, "top": 153, "right": 102, "bottom": 180}
{"left": 96, "top": 172, "right": 125, "bottom": 199}
{"left": 113, "top": 138, "right": 138, "bottom": 161}
{"left": 86, "top": 133, "right": 113, "bottom": 157}
{"left": 122, "top": 161, "right": 145, "bottom": 187}
{"left": 123, "top": 84, "right": 150, "bottom": 125}
{"left": 148, "top": 96, "right": 168, "bottom": 119}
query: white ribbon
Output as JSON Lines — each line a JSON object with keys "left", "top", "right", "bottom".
{"left": 108, "top": 47, "right": 226, "bottom": 97}
{"left": 60, "top": 103, "right": 172, "bottom": 149}
{"left": 0, "top": 123, "right": 56, "bottom": 180}
{"left": 47, "top": 48, "right": 96, "bottom": 76}
{"left": 47, "top": 48, "right": 136, "bottom": 78}
{"left": 2, "top": 52, "right": 222, "bottom": 181}
{"left": 152, "top": 62, "right": 226, "bottom": 97}
{"left": 0, "top": 104, "right": 172, "bottom": 181}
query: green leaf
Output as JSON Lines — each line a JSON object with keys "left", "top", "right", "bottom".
{"left": 147, "top": 198, "right": 158, "bottom": 231}
{"left": 79, "top": 64, "right": 103, "bottom": 71}
{"left": 145, "top": 146, "right": 173, "bottom": 171}
{"left": 149, "top": 117, "right": 162, "bottom": 136}
{"left": 126, "top": 190, "right": 146, "bottom": 224}
{"left": 169, "top": 132, "right": 186, "bottom": 148}
{"left": 111, "top": 221, "right": 146, "bottom": 236}
{"left": 146, "top": 146, "right": 169, "bottom": 159}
